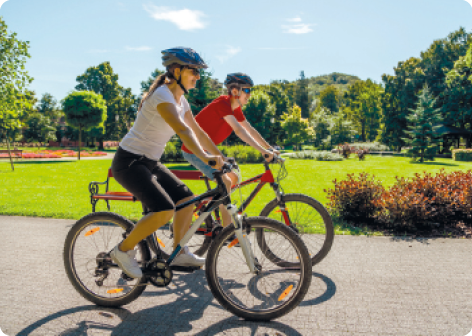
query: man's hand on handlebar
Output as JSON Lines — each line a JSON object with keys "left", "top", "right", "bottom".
{"left": 206, "top": 155, "right": 225, "bottom": 170}
{"left": 268, "top": 147, "right": 281, "bottom": 155}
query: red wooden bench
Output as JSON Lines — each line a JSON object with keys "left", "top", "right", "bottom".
{"left": 89, "top": 168, "right": 209, "bottom": 212}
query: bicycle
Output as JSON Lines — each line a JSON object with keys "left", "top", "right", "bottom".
{"left": 157, "top": 154, "right": 334, "bottom": 267}
{"left": 64, "top": 162, "right": 313, "bottom": 321}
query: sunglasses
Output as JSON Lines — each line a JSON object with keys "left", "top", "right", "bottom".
{"left": 186, "top": 67, "right": 201, "bottom": 76}
{"left": 241, "top": 88, "right": 251, "bottom": 94}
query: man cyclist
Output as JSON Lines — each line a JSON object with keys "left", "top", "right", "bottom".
{"left": 110, "top": 47, "right": 225, "bottom": 279}
{"left": 182, "top": 73, "right": 279, "bottom": 229}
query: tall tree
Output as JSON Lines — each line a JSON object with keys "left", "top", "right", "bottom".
{"left": 402, "top": 86, "right": 443, "bottom": 162}
{"left": 23, "top": 112, "right": 56, "bottom": 145}
{"left": 62, "top": 91, "right": 107, "bottom": 160}
{"left": 317, "top": 85, "right": 340, "bottom": 113}
{"left": 76, "top": 62, "right": 135, "bottom": 148}
{"left": 310, "top": 107, "right": 331, "bottom": 148}
{"left": 344, "top": 79, "right": 383, "bottom": 142}
{"left": 140, "top": 68, "right": 164, "bottom": 93}
{"left": 243, "top": 90, "right": 277, "bottom": 143}
{"left": 444, "top": 41, "right": 472, "bottom": 136}
{"left": 0, "top": 17, "right": 33, "bottom": 170}
{"left": 281, "top": 104, "right": 313, "bottom": 150}
{"left": 295, "top": 71, "right": 310, "bottom": 118}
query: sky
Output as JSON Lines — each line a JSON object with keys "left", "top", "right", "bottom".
{"left": 1, "top": 0, "right": 472, "bottom": 102}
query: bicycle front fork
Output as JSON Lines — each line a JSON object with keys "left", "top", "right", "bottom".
{"left": 227, "top": 204, "right": 258, "bottom": 274}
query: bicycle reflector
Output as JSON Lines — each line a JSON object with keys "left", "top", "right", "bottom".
{"left": 278, "top": 285, "right": 294, "bottom": 301}
{"left": 107, "top": 288, "right": 124, "bottom": 294}
{"left": 156, "top": 237, "right": 166, "bottom": 248}
{"left": 85, "top": 227, "right": 100, "bottom": 236}
{"left": 227, "top": 238, "right": 239, "bottom": 248}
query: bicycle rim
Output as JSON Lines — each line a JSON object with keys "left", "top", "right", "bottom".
{"left": 64, "top": 213, "right": 149, "bottom": 306}
{"left": 206, "top": 217, "right": 312, "bottom": 321}
{"left": 259, "top": 194, "right": 334, "bottom": 266}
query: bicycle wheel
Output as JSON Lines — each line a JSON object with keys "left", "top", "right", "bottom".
{"left": 205, "top": 216, "right": 312, "bottom": 321}
{"left": 64, "top": 212, "right": 150, "bottom": 307}
{"left": 259, "top": 193, "right": 334, "bottom": 267}
{"left": 156, "top": 213, "right": 213, "bottom": 259}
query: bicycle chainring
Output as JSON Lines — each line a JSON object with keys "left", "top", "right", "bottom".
{"left": 145, "top": 258, "right": 173, "bottom": 287}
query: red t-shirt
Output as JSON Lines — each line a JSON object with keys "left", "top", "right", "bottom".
{"left": 182, "top": 95, "right": 245, "bottom": 154}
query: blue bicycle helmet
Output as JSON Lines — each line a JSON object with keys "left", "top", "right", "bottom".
{"left": 224, "top": 73, "right": 254, "bottom": 87}
{"left": 161, "top": 47, "right": 208, "bottom": 69}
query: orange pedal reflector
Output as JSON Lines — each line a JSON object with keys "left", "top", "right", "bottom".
{"left": 227, "top": 238, "right": 239, "bottom": 248}
{"left": 107, "top": 288, "right": 124, "bottom": 294}
{"left": 157, "top": 238, "right": 166, "bottom": 248}
{"left": 278, "top": 285, "right": 294, "bottom": 301}
{"left": 85, "top": 227, "right": 100, "bottom": 236}
{"left": 193, "top": 213, "right": 199, "bottom": 218}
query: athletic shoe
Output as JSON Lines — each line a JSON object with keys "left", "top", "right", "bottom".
{"left": 110, "top": 245, "right": 143, "bottom": 278}
{"left": 171, "top": 246, "right": 205, "bottom": 267}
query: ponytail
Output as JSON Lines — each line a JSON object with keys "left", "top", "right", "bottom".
{"left": 138, "top": 64, "right": 179, "bottom": 111}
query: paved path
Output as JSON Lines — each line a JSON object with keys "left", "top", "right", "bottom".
{"left": 0, "top": 215, "right": 471, "bottom": 336}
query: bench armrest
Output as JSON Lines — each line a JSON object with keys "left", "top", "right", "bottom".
{"left": 89, "top": 181, "right": 108, "bottom": 196}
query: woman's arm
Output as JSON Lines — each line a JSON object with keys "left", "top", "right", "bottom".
{"left": 183, "top": 110, "right": 223, "bottom": 157}
{"left": 157, "top": 103, "right": 223, "bottom": 167}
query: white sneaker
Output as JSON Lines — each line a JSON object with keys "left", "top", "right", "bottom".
{"left": 110, "top": 245, "right": 143, "bottom": 278}
{"left": 171, "top": 246, "right": 205, "bottom": 267}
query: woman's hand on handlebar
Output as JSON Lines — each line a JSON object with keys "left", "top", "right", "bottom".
{"left": 263, "top": 150, "right": 274, "bottom": 163}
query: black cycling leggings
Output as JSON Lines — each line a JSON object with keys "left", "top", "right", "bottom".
{"left": 111, "top": 147, "right": 193, "bottom": 212}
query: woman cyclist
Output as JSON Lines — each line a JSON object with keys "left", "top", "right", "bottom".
{"left": 110, "top": 47, "right": 225, "bottom": 279}
{"left": 181, "top": 73, "right": 279, "bottom": 229}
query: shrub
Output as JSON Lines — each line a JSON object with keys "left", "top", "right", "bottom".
{"left": 220, "top": 145, "right": 262, "bottom": 163}
{"left": 453, "top": 149, "right": 472, "bottom": 161}
{"left": 326, "top": 170, "right": 472, "bottom": 234}
{"left": 161, "top": 142, "right": 184, "bottom": 163}
{"left": 283, "top": 150, "right": 343, "bottom": 161}
{"left": 350, "top": 142, "right": 389, "bottom": 152}
{"left": 325, "top": 173, "right": 384, "bottom": 224}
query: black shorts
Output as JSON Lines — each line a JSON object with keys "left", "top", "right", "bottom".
{"left": 111, "top": 147, "right": 194, "bottom": 213}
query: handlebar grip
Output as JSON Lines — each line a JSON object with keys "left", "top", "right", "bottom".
{"left": 208, "top": 160, "right": 216, "bottom": 166}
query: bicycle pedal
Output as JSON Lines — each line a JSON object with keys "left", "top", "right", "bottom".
{"left": 170, "top": 265, "right": 201, "bottom": 273}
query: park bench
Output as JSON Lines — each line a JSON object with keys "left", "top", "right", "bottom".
{"left": 89, "top": 168, "right": 210, "bottom": 212}
{"left": 0, "top": 149, "right": 22, "bottom": 160}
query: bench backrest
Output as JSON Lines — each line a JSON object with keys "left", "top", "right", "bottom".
{"left": 107, "top": 168, "right": 203, "bottom": 180}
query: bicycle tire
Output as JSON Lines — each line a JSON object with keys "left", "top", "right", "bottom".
{"left": 64, "top": 212, "right": 150, "bottom": 307}
{"left": 205, "top": 216, "right": 312, "bottom": 321}
{"left": 258, "top": 193, "right": 334, "bottom": 267}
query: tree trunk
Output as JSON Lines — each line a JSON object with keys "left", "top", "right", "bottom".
{"left": 6, "top": 135, "right": 14, "bottom": 171}
{"left": 78, "top": 125, "right": 81, "bottom": 161}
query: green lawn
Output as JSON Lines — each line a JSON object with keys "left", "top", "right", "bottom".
{"left": 2, "top": 156, "right": 472, "bottom": 233}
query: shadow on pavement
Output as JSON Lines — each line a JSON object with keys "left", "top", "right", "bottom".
{"left": 17, "top": 270, "right": 335, "bottom": 335}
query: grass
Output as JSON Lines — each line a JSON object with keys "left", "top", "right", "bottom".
{"left": 2, "top": 156, "right": 472, "bottom": 235}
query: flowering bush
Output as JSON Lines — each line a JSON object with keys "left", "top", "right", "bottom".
{"left": 4, "top": 149, "right": 108, "bottom": 159}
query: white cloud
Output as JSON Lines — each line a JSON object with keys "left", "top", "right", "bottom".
{"left": 286, "top": 17, "right": 302, "bottom": 22}
{"left": 126, "top": 46, "right": 152, "bottom": 51}
{"left": 216, "top": 46, "right": 241, "bottom": 63}
{"left": 258, "top": 47, "right": 307, "bottom": 50}
{"left": 143, "top": 4, "right": 206, "bottom": 31}
{"left": 282, "top": 23, "right": 313, "bottom": 34}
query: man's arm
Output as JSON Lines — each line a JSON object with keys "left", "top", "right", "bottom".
{"left": 183, "top": 109, "right": 223, "bottom": 157}
{"left": 240, "top": 120, "right": 271, "bottom": 149}
{"left": 223, "top": 115, "right": 272, "bottom": 158}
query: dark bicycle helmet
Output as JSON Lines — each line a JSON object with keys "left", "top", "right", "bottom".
{"left": 161, "top": 47, "right": 208, "bottom": 69}
{"left": 224, "top": 73, "right": 254, "bottom": 87}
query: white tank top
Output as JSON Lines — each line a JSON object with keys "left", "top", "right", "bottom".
{"left": 120, "top": 85, "right": 190, "bottom": 161}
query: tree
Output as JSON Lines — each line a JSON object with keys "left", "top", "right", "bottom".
{"left": 310, "top": 107, "right": 331, "bottom": 148}
{"left": 329, "top": 113, "right": 357, "bottom": 147}
{"left": 444, "top": 41, "right": 472, "bottom": 139}
{"left": 62, "top": 91, "right": 107, "bottom": 160}
{"left": 76, "top": 62, "right": 136, "bottom": 148}
{"left": 317, "top": 85, "right": 340, "bottom": 113}
{"left": 295, "top": 71, "right": 310, "bottom": 118}
{"left": 344, "top": 79, "right": 383, "bottom": 142}
{"left": 0, "top": 17, "right": 33, "bottom": 170}
{"left": 243, "top": 90, "right": 277, "bottom": 143}
{"left": 23, "top": 112, "right": 56, "bottom": 145}
{"left": 402, "top": 85, "right": 443, "bottom": 162}
{"left": 281, "top": 105, "right": 313, "bottom": 150}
